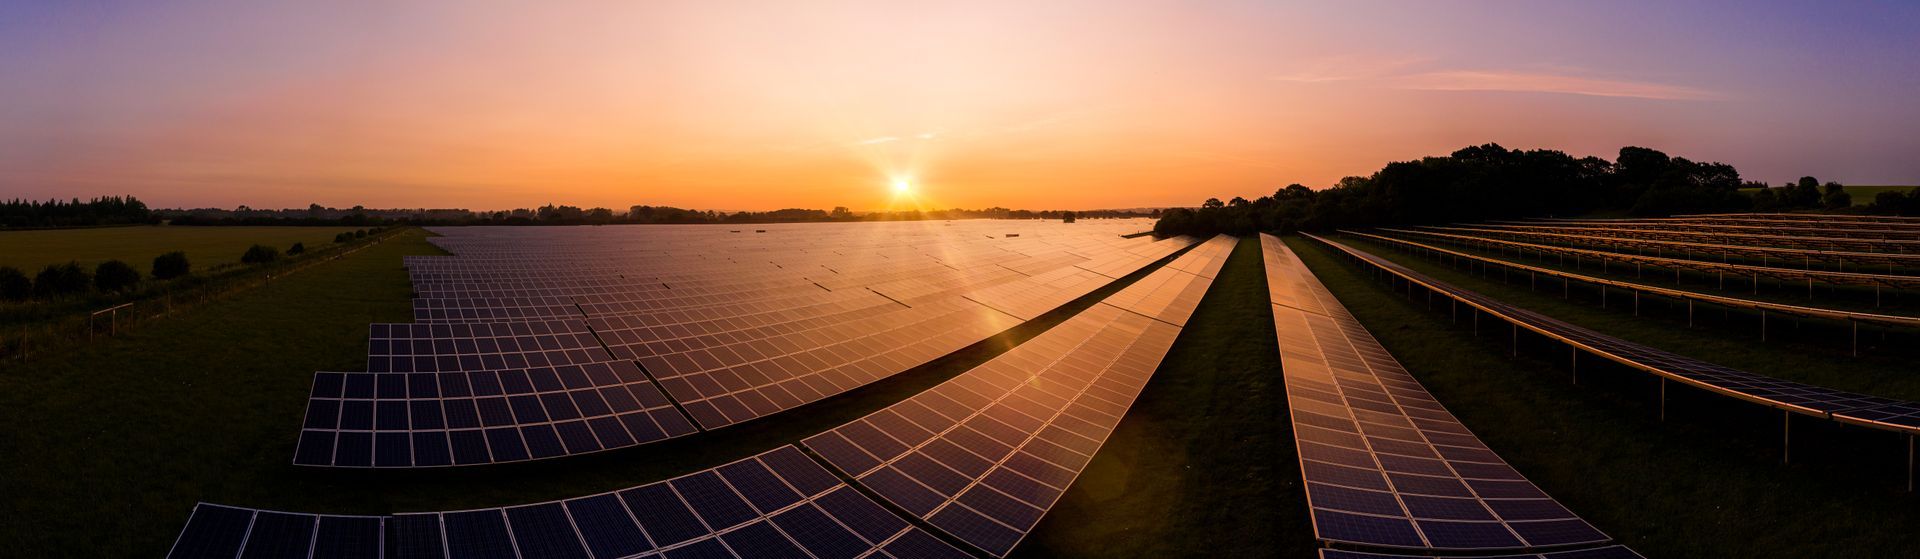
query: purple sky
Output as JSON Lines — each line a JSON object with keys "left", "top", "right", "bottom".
{"left": 0, "top": 1, "right": 1916, "bottom": 210}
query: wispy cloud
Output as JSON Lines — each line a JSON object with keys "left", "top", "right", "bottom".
{"left": 1273, "top": 54, "right": 1719, "bottom": 101}
{"left": 852, "top": 136, "right": 900, "bottom": 145}
{"left": 1395, "top": 70, "right": 1721, "bottom": 101}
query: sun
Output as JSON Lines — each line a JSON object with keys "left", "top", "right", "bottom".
{"left": 892, "top": 179, "right": 912, "bottom": 194}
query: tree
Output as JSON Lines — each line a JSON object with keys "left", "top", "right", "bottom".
{"left": 33, "top": 262, "right": 91, "bottom": 297}
{"left": 241, "top": 244, "right": 280, "bottom": 264}
{"left": 1061, "top": 211, "right": 1077, "bottom": 223}
{"left": 93, "top": 260, "right": 140, "bottom": 292}
{"left": 0, "top": 266, "right": 29, "bottom": 301}
{"left": 1822, "top": 182, "right": 1852, "bottom": 209}
{"left": 830, "top": 206, "right": 854, "bottom": 219}
{"left": 152, "top": 251, "right": 190, "bottom": 280}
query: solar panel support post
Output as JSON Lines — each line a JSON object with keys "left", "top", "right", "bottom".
{"left": 1659, "top": 378, "right": 1667, "bottom": 422}
{"left": 1852, "top": 320, "right": 1859, "bottom": 357}
{"left": 1570, "top": 346, "right": 1578, "bottom": 384}
{"left": 1761, "top": 309, "right": 1768, "bottom": 342}
{"left": 1908, "top": 434, "right": 1914, "bottom": 492}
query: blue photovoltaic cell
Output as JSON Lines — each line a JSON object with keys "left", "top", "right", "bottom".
{"left": 804, "top": 238, "right": 1227, "bottom": 557}
{"left": 170, "top": 446, "right": 974, "bottom": 559}
{"left": 1263, "top": 234, "right": 1628, "bottom": 557}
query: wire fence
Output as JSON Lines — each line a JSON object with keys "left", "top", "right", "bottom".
{"left": 1, "top": 227, "right": 412, "bottom": 364}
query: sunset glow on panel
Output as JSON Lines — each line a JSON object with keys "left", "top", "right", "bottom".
{"left": 2, "top": 1, "right": 1915, "bottom": 211}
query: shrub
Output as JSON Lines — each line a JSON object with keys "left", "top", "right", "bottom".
{"left": 288, "top": 242, "right": 305, "bottom": 255}
{"left": 93, "top": 260, "right": 140, "bottom": 292}
{"left": 151, "top": 251, "right": 190, "bottom": 280}
{"left": 354, "top": 229, "right": 367, "bottom": 238}
{"left": 33, "top": 262, "right": 91, "bottom": 297}
{"left": 334, "top": 232, "right": 352, "bottom": 243}
{"left": 241, "top": 244, "right": 280, "bottom": 264}
{"left": 0, "top": 266, "right": 30, "bottom": 301}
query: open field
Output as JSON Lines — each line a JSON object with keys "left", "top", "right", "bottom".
{"left": 0, "top": 225, "right": 366, "bottom": 271}
{"left": 1288, "top": 235, "right": 1920, "bottom": 558}
{"left": 0, "top": 228, "right": 1294, "bottom": 557}
{"left": 1739, "top": 185, "right": 1916, "bottom": 206}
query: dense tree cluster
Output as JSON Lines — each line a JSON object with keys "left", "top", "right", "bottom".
{"left": 1864, "top": 187, "right": 1920, "bottom": 216}
{"left": 1155, "top": 144, "right": 1762, "bottom": 237}
{"left": 1748, "top": 176, "right": 1853, "bottom": 211}
{"left": 0, "top": 196, "right": 151, "bottom": 228}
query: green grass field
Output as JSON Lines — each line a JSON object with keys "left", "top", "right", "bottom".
{"left": 1738, "top": 185, "right": 1916, "bottom": 206}
{"left": 1287, "top": 235, "right": 1920, "bottom": 558}
{"left": 0, "top": 225, "right": 367, "bottom": 272}
{"left": 0, "top": 230, "right": 1297, "bottom": 557}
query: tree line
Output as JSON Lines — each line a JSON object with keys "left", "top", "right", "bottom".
{"left": 1, "top": 196, "right": 151, "bottom": 228}
{"left": 1153, "top": 144, "right": 1892, "bottom": 237}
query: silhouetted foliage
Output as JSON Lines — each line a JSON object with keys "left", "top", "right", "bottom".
{"left": 151, "top": 251, "right": 191, "bottom": 280}
{"left": 1822, "top": 182, "right": 1852, "bottom": 209}
{"left": 93, "top": 260, "right": 140, "bottom": 292}
{"left": 33, "top": 262, "right": 91, "bottom": 297}
{"left": 287, "top": 242, "right": 305, "bottom": 255}
{"left": 0, "top": 267, "right": 30, "bottom": 301}
{"left": 0, "top": 195, "right": 150, "bottom": 228}
{"left": 1062, "top": 211, "right": 1076, "bottom": 223}
{"left": 240, "top": 245, "right": 280, "bottom": 264}
{"left": 1155, "top": 144, "right": 1759, "bottom": 237}
{"left": 354, "top": 229, "right": 367, "bottom": 238}
{"left": 1866, "top": 187, "right": 1920, "bottom": 216}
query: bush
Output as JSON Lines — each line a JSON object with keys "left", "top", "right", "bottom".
{"left": 151, "top": 251, "right": 190, "bottom": 280}
{"left": 334, "top": 232, "right": 352, "bottom": 243}
{"left": 0, "top": 266, "right": 30, "bottom": 301}
{"left": 241, "top": 244, "right": 280, "bottom": 264}
{"left": 354, "top": 229, "right": 367, "bottom": 239}
{"left": 288, "top": 242, "right": 305, "bottom": 255}
{"left": 33, "top": 262, "right": 91, "bottom": 297}
{"left": 93, "top": 260, "right": 140, "bottom": 292}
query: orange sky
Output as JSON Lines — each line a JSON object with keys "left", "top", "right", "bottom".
{"left": 2, "top": 1, "right": 1916, "bottom": 211}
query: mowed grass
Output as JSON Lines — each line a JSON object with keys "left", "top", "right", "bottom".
{"left": 1286, "top": 235, "right": 1920, "bottom": 558}
{"left": 0, "top": 225, "right": 365, "bottom": 271}
{"left": 0, "top": 229, "right": 1298, "bottom": 557}
{"left": 1014, "top": 237, "right": 1308, "bottom": 557}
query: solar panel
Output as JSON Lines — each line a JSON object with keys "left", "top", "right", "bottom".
{"left": 173, "top": 446, "right": 973, "bottom": 559}
{"left": 298, "top": 221, "right": 1195, "bottom": 467}
{"left": 1261, "top": 234, "right": 1620, "bottom": 555}
{"left": 1308, "top": 233, "right": 1920, "bottom": 438}
{"left": 294, "top": 360, "right": 696, "bottom": 467}
{"left": 802, "top": 236, "right": 1226, "bottom": 557}
{"left": 1341, "top": 230, "right": 1920, "bottom": 331}
{"left": 1318, "top": 545, "right": 1646, "bottom": 559}
{"left": 1381, "top": 227, "right": 1920, "bottom": 289}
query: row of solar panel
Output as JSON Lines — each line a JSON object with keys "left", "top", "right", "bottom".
{"left": 181, "top": 232, "right": 1223, "bottom": 558}
{"left": 172, "top": 446, "right": 973, "bottom": 559}
{"left": 1310, "top": 233, "right": 1920, "bottom": 435}
{"left": 299, "top": 232, "right": 1200, "bottom": 466}
{"left": 802, "top": 237, "right": 1228, "bottom": 557}
{"left": 1422, "top": 224, "right": 1920, "bottom": 268}
{"left": 1260, "top": 234, "right": 1628, "bottom": 557}
{"left": 1470, "top": 221, "right": 1920, "bottom": 254}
